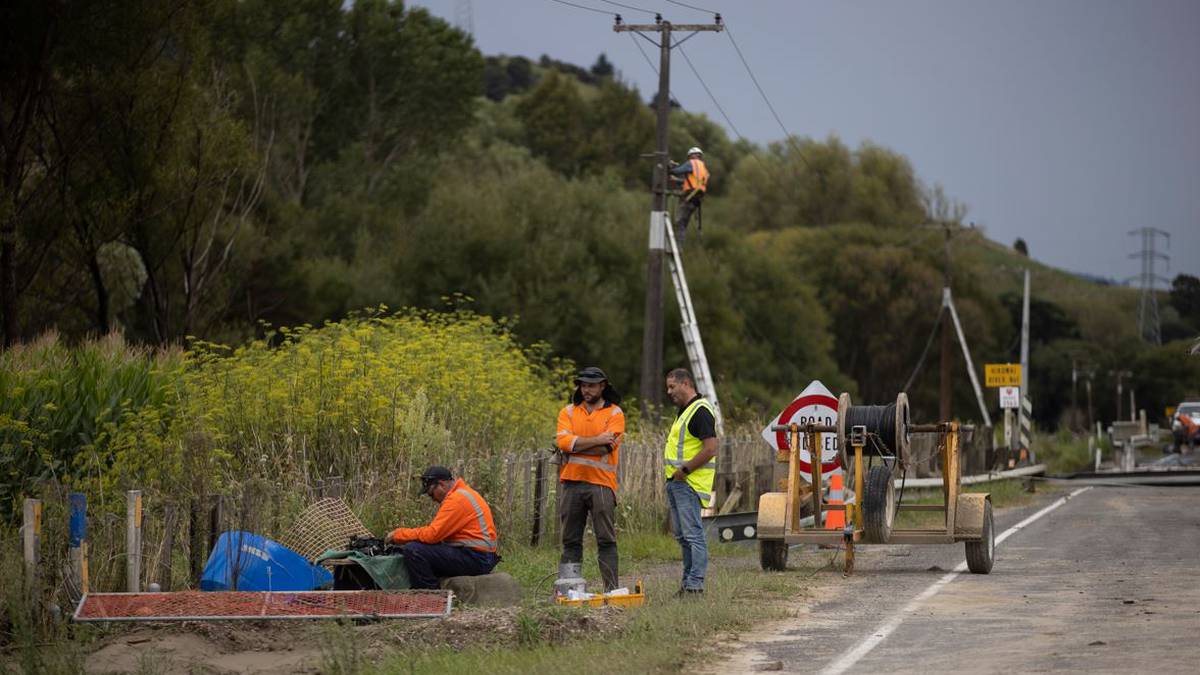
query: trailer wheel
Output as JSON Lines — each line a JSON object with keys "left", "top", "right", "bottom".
{"left": 863, "top": 465, "right": 895, "bottom": 543}
{"left": 965, "top": 500, "right": 994, "bottom": 574}
{"left": 760, "top": 539, "right": 788, "bottom": 571}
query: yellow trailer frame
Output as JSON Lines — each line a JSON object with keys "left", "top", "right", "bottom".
{"left": 757, "top": 404, "right": 993, "bottom": 575}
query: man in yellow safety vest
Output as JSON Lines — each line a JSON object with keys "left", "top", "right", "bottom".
{"left": 663, "top": 367, "right": 718, "bottom": 594}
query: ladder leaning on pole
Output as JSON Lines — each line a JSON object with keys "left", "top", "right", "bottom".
{"left": 663, "top": 218, "right": 724, "bottom": 434}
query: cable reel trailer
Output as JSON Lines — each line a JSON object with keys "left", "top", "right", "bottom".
{"left": 757, "top": 392, "right": 994, "bottom": 575}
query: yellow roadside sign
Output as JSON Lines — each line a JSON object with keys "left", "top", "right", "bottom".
{"left": 985, "top": 363, "right": 1021, "bottom": 388}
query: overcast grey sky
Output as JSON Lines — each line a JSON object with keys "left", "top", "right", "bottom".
{"left": 413, "top": 0, "right": 1199, "bottom": 284}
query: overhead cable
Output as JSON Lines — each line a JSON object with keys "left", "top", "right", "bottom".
{"left": 676, "top": 44, "right": 768, "bottom": 169}
{"left": 666, "top": 0, "right": 719, "bottom": 14}
{"left": 546, "top": 0, "right": 617, "bottom": 17}
{"left": 597, "top": 0, "right": 659, "bottom": 16}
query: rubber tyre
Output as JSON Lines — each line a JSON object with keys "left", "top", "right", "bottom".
{"left": 862, "top": 465, "right": 895, "bottom": 544}
{"left": 965, "top": 500, "right": 995, "bottom": 574}
{"left": 760, "top": 539, "right": 788, "bottom": 571}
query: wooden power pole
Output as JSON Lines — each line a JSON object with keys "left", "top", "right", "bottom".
{"left": 614, "top": 16, "right": 723, "bottom": 419}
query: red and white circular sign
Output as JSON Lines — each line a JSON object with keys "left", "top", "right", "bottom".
{"left": 760, "top": 380, "right": 841, "bottom": 481}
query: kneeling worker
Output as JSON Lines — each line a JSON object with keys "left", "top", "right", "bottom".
{"left": 386, "top": 466, "right": 499, "bottom": 589}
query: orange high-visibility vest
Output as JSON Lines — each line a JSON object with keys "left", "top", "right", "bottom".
{"left": 556, "top": 401, "right": 625, "bottom": 492}
{"left": 388, "top": 479, "right": 498, "bottom": 552}
{"left": 683, "top": 158, "right": 709, "bottom": 194}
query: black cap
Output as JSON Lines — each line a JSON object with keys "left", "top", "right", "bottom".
{"left": 574, "top": 366, "right": 608, "bottom": 384}
{"left": 418, "top": 466, "right": 453, "bottom": 493}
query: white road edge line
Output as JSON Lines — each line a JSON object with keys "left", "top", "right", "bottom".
{"left": 818, "top": 486, "right": 1094, "bottom": 675}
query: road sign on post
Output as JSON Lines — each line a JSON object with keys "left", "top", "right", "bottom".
{"left": 985, "top": 363, "right": 1021, "bottom": 388}
{"left": 999, "top": 386, "right": 1020, "bottom": 409}
{"left": 760, "top": 380, "right": 840, "bottom": 482}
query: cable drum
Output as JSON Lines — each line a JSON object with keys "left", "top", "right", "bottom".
{"left": 837, "top": 393, "right": 910, "bottom": 472}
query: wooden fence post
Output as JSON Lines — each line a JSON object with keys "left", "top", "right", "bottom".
{"left": 530, "top": 453, "right": 545, "bottom": 546}
{"left": 189, "top": 498, "right": 204, "bottom": 586}
{"left": 209, "top": 494, "right": 224, "bottom": 555}
{"left": 69, "top": 492, "right": 89, "bottom": 594}
{"left": 23, "top": 498, "right": 42, "bottom": 603}
{"left": 126, "top": 490, "right": 143, "bottom": 592}
{"left": 159, "top": 504, "right": 176, "bottom": 592}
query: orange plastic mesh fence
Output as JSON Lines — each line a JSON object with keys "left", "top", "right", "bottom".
{"left": 279, "top": 498, "right": 373, "bottom": 562}
{"left": 74, "top": 591, "right": 452, "bottom": 622}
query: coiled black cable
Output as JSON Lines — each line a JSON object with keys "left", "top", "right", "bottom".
{"left": 843, "top": 403, "right": 899, "bottom": 453}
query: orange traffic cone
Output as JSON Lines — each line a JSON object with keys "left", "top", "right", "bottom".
{"left": 825, "top": 471, "right": 845, "bottom": 529}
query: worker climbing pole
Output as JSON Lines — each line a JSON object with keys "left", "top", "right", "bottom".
{"left": 613, "top": 14, "right": 724, "bottom": 422}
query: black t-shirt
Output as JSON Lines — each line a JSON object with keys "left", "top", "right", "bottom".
{"left": 678, "top": 394, "right": 717, "bottom": 441}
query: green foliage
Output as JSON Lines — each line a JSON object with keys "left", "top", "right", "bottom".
{"left": 0, "top": 334, "right": 181, "bottom": 520}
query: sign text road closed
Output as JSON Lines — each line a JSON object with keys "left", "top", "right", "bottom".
{"left": 760, "top": 380, "right": 840, "bottom": 482}
{"left": 985, "top": 363, "right": 1022, "bottom": 388}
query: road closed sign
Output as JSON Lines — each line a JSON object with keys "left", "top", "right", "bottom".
{"left": 761, "top": 380, "right": 840, "bottom": 481}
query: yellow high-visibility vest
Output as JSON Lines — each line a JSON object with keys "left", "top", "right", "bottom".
{"left": 663, "top": 397, "right": 717, "bottom": 507}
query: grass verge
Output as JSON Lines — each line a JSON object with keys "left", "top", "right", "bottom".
{"left": 366, "top": 559, "right": 809, "bottom": 675}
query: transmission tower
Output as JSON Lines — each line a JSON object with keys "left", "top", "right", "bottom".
{"left": 1127, "top": 227, "right": 1170, "bottom": 344}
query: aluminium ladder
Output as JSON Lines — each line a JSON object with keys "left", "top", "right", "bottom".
{"left": 663, "top": 220, "right": 724, "bottom": 435}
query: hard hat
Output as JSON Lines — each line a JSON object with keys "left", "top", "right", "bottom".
{"left": 687, "top": 146, "right": 703, "bottom": 156}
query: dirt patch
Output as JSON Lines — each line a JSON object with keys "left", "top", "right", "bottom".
{"left": 77, "top": 600, "right": 631, "bottom": 673}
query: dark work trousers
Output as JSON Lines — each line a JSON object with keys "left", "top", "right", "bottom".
{"left": 399, "top": 542, "right": 497, "bottom": 590}
{"left": 674, "top": 194, "right": 703, "bottom": 244}
{"left": 559, "top": 480, "right": 619, "bottom": 591}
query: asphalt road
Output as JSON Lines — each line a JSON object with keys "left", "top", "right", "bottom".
{"left": 711, "top": 484, "right": 1200, "bottom": 674}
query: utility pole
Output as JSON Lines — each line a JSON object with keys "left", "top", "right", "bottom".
{"left": 1115, "top": 370, "right": 1131, "bottom": 422}
{"left": 1127, "top": 227, "right": 1170, "bottom": 345}
{"left": 615, "top": 15, "right": 723, "bottom": 419}
{"left": 1071, "top": 359, "right": 1078, "bottom": 431}
{"left": 939, "top": 225, "right": 953, "bottom": 422}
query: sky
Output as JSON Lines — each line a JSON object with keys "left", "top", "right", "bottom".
{"left": 412, "top": 0, "right": 1200, "bottom": 285}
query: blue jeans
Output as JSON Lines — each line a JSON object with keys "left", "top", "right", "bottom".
{"left": 666, "top": 479, "right": 708, "bottom": 590}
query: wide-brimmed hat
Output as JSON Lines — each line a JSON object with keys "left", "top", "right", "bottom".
{"left": 573, "top": 366, "right": 608, "bottom": 384}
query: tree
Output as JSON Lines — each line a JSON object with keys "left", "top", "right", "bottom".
{"left": 1170, "top": 274, "right": 1200, "bottom": 328}
{"left": 590, "top": 53, "right": 614, "bottom": 80}
{"left": 515, "top": 72, "right": 587, "bottom": 176}
{"left": 1014, "top": 238, "right": 1028, "bottom": 256}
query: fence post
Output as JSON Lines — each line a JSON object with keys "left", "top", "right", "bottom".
{"left": 530, "top": 453, "right": 545, "bottom": 546}
{"left": 209, "top": 494, "right": 224, "bottom": 555}
{"left": 69, "top": 492, "right": 89, "bottom": 594}
{"left": 189, "top": 498, "right": 204, "bottom": 586}
{"left": 159, "top": 504, "right": 176, "bottom": 592}
{"left": 23, "top": 498, "right": 42, "bottom": 603}
{"left": 127, "top": 490, "right": 143, "bottom": 592}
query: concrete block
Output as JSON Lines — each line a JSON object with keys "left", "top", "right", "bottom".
{"left": 440, "top": 572, "right": 522, "bottom": 607}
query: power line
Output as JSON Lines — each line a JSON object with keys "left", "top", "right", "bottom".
{"left": 545, "top": 0, "right": 617, "bottom": 17}
{"left": 666, "top": 0, "right": 719, "bottom": 14}
{"left": 627, "top": 33, "right": 685, "bottom": 108}
{"left": 597, "top": 0, "right": 659, "bottom": 17}
{"left": 724, "top": 24, "right": 793, "bottom": 144}
{"left": 676, "top": 43, "right": 748, "bottom": 145}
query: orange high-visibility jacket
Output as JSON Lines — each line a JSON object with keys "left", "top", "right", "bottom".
{"left": 555, "top": 400, "right": 626, "bottom": 492}
{"left": 683, "top": 158, "right": 709, "bottom": 194}
{"left": 388, "top": 479, "right": 498, "bottom": 552}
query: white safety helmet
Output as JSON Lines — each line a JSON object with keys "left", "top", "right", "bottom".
{"left": 687, "top": 146, "right": 703, "bottom": 156}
